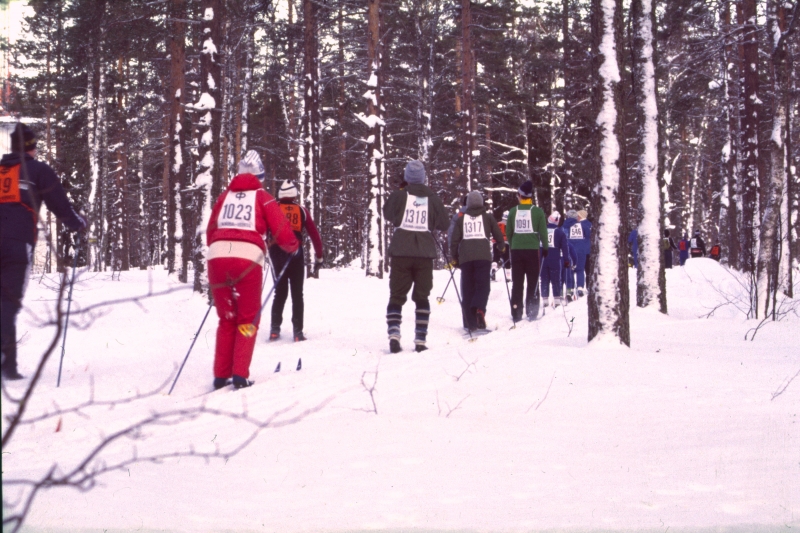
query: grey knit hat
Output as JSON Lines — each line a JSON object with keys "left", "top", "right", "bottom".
{"left": 466, "top": 190, "right": 483, "bottom": 209}
{"left": 566, "top": 209, "right": 578, "bottom": 219}
{"left": 404, "top": 160, "right": 427, "bottom": 185}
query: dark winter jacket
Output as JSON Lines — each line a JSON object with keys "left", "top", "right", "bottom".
{"left": 446, "top": 205, "right": 467, "bottom": 250}
{"left": 506, "top": 201, "right": 548, "bottom": 251}
{"left": 449, "top": 206, "right": 505, "bottom": 265}
{"left": 384, "top": 183, "right": 449, "bottom": 258}
{"left": 690, "top": 234, "right": 706, "bottom": 256}
{"left": 273, "top": 199, "right": 323, "bottom": 259}
{"left": 0, "top": 153, "right": 84, "bottom": 247}
{"left": 563, "top": 216, "right": 592, "bottom": 255}
{"left": 543, "top": 222, "right": 570, "bottom": 268}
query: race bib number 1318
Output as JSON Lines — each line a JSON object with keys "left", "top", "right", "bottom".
{"left": 400, "top": 194, "right": 429, "bottom": 232}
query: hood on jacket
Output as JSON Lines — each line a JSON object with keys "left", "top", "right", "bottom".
{"left": 229, "top": 174, "right": 264, "bottom": 192}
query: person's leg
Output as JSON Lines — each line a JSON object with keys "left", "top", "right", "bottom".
{"left": 388, "top": 257, "right": 413, "bottom": 346}
{"left": 411, "top": 258, "right": 434, "bottom": 349}
{"left": 576, "top": 251, "right": 587, "bottom": 289}
{"left": 471, "top": 260, "right": 492, "bottom": 320}
{"left": 524, "top": 250, "right": 541, "bottom": 320}
{"left": 288, "top": 254, "right": 306, "bottom": 336}
{"left": 460, "top": 261, "right": 477, "bottom": 330}
{"left": 510, "top": 249, "right": 525, "bottom": 321}
{"left": 270, "top": 249, "right": 290, "bottom": 332}
{"left": 0, "top": 241, "right": 30, "bottom": 378}
{"left": 208, "top": 258, "right": 237, "bottom": 380}
{"left": 230, "top": 260, "right": 263, "bottom": 379}
{"left": 540, "top": 262, "right": 551, "bottom": 302}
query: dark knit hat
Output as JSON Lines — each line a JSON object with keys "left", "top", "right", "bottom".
{"left": 404, "top": 160, "right": 426, "bottom": 185}
{"left": 466, "top": 190, "right": 483, "bottom": 209}
{"left": 518, "top": 181, "right": 533, "bottom": 198}
{"left": 11, "top": 123, "right": 37, "bottom": 153}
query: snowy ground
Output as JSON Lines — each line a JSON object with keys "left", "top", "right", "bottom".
{"left": 2, "top": 258, "right": 799, "bottom": 533}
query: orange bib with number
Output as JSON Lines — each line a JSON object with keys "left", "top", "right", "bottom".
{"left": 0, "top": 165, "right": 21, "bottom": 204}
{"left": 280, "top": 203, "right": 303, "bottom": 233}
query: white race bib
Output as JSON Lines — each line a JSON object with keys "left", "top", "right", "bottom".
{"left": 690, "top": 238, "right": 698, "bottom": 248}
{"left": 217, "top": 190, "right": 257, "bottom": 231}
{"left": 547, "top": 228, "right": 555, "bottom": 247}
{"left": 463, "top": 215, "right": 486, "bottom": 240}
{"left": 569, "top": 223, "right": 584, "bottom": 239}
{"left": 400, "top": 194, "right": 429, "bottom": 232}
{"left": 515, "top": 209, "right": 533, "bottom": 234}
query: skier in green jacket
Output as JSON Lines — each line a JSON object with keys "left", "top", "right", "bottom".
{"left": 505, "top": 181, "right": 549, "bottom": 321}
{"left": 383, "top": 160, "right": 450, "bottom": 353}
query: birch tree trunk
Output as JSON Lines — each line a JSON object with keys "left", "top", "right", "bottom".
{"left": 363, "top": 0, "right": 385, "bottom": 278}
{"left": 166, "top": 0, "right": 186, "bottom": 276}
{"left": 632, "top": 0, "right": 663, "bottom": 312}
{"left": 588, "top": 0, "right": 630, "bottom": 345}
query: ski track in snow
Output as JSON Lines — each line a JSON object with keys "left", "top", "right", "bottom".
{"left": 3, "top": 259, "right": 799, "bottom": 533}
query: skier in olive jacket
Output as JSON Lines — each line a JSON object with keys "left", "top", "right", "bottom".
{"left": 383, "top": 160, "right": 449, "bottom": 353}
{"left": 505, "top": 181, "right": 549, "bottom": 321}
{"left": 449, "top": 190, "right": 505, "bottom": 332}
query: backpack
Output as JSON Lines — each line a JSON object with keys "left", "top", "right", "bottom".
{"left": 662, "top": 238, "right": 670, "bottom": 251}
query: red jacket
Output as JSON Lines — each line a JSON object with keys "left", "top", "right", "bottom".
{"left": 206, "top": 174, "right": 298, "bottom": 254}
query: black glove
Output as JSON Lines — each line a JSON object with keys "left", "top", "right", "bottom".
{"left": 541, "top": 248, "right": 548, "bottom": 258}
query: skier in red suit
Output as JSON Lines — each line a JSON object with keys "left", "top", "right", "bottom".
{"left": 205, "top": 151, "right": 298, "bottom": 389}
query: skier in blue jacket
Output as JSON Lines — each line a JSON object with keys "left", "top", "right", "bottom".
{"left": 540, "top": 211, "right": 570, "bottom": 307}
{"left": 562, "top": 209, "right": 591, "bottom": 297}
{"left": 562, "top": 241, "right": 578, "bottom": 301}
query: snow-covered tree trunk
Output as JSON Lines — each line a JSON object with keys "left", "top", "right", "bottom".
{"left": 166, "top": 0, "right": 186, "bottom": 276}
{"left": 632, "top": 0, "right": 663, "bottom": 312}
{"left": 239, "top": 28, "right": 253, "bottom": 156}
{"left": 86, "top": 59, "right": 100, "bottom": 272}
{"left": 588, "top": 0, "right": 630, "bottom": 345}
{"left": 301, "top": 0, "right": 321, "bottom": 277}
{"left": 756, "top": 0, "right": 794, "bottom": 318}
{"left": 720, "top": 0, "right": 741, "bottom": 270}
{"left": 739, "top": 0, "right": 760, "bottom": 279}
{"left": 190, "top": 0, "right": 223, "bottom": 292}
{"left": 460, "top": 0, "right": 476, "bottom": 191}
{"left": 363, "top": 0, "right": 385, "bottom": 278}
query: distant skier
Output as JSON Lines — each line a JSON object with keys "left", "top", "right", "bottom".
{"left": 678, "top": 232, "right": 690, "bottom": 266}
{"left": 449, "top": 190, "right": 505, "bottom": 332}
{"left": 268, "top": 180, "right": 324, "bottom": 342}
{"left": 709, "top": 243, "right": 721, "bottom": 262}
{"left": 627, "top": 228, "right": 639, "bottom": 269}
{"left": 205, "top": 151, "right": 298, "bottom": 390}
{"left": 562, "top": 240, "right": 578, "bottom": 302}
{"left": 689, "top": 229, "right": 706, "bottom": 258}
{"left": 540, "top": 211, "right": 570, "bottom": 307}
{"left": 662, "top": 229, "right": 678, "bottom": 269}
{"left": 563, "top": 209, "right": 591, "bottom": 297}
{"left": 383, "top": 160, "right": 449, "bottom": 353}
{"left": 506, "top": 181, "right": 548, "bottom": 321}
{"left": 1, "top": 123, "right": 86, "bottom": 381}
{"left": 490, "top": 211, "right": 509, "bottom": 282}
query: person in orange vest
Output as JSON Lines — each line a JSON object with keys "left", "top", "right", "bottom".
{"left": 268, "top": 180, "right": 323, "bottom": 342}
{"left": 709, "top": 243, "right": 721, "bottom": 261}
{"left": 1, "top": 124, "right": 86, "bottom": 380}
{"left": 491, "top": 211, "right": 509, "bottom": 281}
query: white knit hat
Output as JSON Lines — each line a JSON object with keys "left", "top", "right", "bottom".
{"left": 278, "top": 180, "right": 298, "bottom": 199}
{"left": 238, "top": 150, "right": 265, "bottom": 180}
{"left": 548, "top": 211, "right": 560, "bottom": 224}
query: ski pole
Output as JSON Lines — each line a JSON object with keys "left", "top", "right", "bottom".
{"left": 436, "top": 274, "right": 453, "bottom": 304}
{"left": 435, "top": 238, "right": 469, "bottom": 337}
{"left": 56, "top": 235, "right": 82, "bottom": 387}
{"left": 169, "top": 302, "right": 213, "bottom": 395}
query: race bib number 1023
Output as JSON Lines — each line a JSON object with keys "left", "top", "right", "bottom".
{"left": 217, "top": 190, "right": 257, "bottom": 231}
{"left": 400, "top": 194, "right": 429, "bottom": 232}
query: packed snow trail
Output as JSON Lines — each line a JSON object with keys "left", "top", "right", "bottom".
{"left": 2, "top": 259, "right": 798, "bottom": 533}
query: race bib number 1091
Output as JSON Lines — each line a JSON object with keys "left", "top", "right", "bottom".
{"left": 514, "top": 209, "right": 533, "bottom": 234}
{"left": 218, "top": 190, "right": 257, "bottom": 231}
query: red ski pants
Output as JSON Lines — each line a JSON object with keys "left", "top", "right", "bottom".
{"left": 208, "top": 257, "right": 263, "bottom": 379}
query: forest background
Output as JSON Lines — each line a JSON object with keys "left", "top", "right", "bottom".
{"left": 1, "top": 0, "right": 798, "bottom": 343}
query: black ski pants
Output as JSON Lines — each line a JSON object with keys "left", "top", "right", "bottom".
{"left": 460, "top": 259, "right": 491, "bottom": 330}
{"left": 1, "top": 240, "right": 30, "bottom": 375}
{"left": 270, "top": 247, "right": 306, "bottom": 334}
{"left": 510, "top": 248, "right": 540, "bottom": 321}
